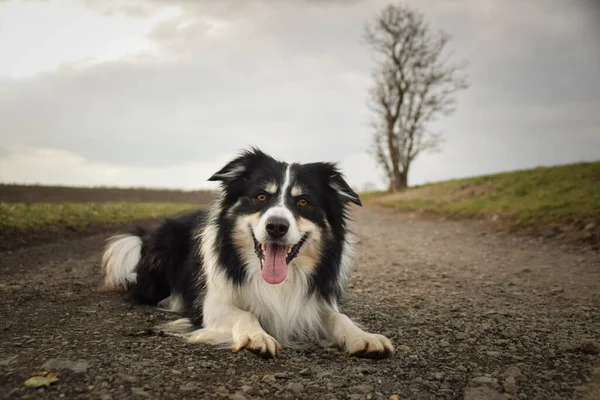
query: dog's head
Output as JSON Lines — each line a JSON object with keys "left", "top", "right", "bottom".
{"left": 208, "top": 147, "right": 361, "bottom": 285}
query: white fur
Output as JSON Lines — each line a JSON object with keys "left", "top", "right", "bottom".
{"left": 101, "top": 234, "right": 141, "bottom": 290}
{"left": 337, "top": 233, "right": 357, "bottom": 300}
{"left": 254, "top": 206, "right": 302, "bottom": 245}
{"left": 254, "top": 164, "right": 302, "bottom": 245}
{"left": 211, "top": 164, "right": 246, "bottom": 181}
{"left": 329, "top": 181, "right": 360, "bottom": 203}
{"left": 279, "top": 165, "right": 292, "bottom": 205}
{"left": 324, "top": 311, "right": 394, "bottom": 355}
{"left": 265, "top": 182, "right": 278, "bottom": 194}
{"left": 157, "top": 293, "right": 185, "bottom": 313}
{"left": 290, "top": 185, "right": 303, "bottom": 197}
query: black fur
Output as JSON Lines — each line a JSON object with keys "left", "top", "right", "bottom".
{"left": 130, "top": 210, "right": 206, "bottom": 325}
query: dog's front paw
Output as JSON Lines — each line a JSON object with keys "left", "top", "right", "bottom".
{"left": 341, "top": 332, "right": 394, "bottom": 359}
{"left": 232, "top": 331, "right": 282, "bottom": 358}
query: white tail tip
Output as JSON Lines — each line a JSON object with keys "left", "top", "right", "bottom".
{"left": 101, "top": 234, "right": 141, "bottom": 291}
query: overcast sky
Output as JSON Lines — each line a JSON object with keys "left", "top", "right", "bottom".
{"left": 0, "top": 0, "right": 599, "bottom": 190}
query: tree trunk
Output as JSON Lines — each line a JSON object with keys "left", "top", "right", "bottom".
{"left": 388, "top": 168, "right": 407, "bottom": 192}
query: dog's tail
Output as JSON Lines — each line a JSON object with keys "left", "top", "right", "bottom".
{"left": 101, "top": 233, "right": 143, "bottom": 291}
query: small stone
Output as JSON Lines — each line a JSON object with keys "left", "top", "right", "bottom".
{"left": 229, "top": 393, "right": 248, "bottom": 400}
{"left": 131, "top": 388, "right": 150, "bottom": 398}
{"left": 351, "top": 384, "right": 373, "bottom": 394}
{"left": 240, "top": 385, "right": 252, "bottom": 393}
{"left": 287, "top": 382, "right": 303, "bottom": 393}
{"left": 262, "top": 374, "right": 276, "bottom": 383}
{"left": 455, "top": 332, "right": 468, "bottom": 340}
{"left": 117, "top": 374, "right": 139, "bottom": 383}
{"left": 317, "top": 371, "right": 333, "bottom": 379}
{"left": 299, "top": 367, "right": 313, "bottom": 376}
{"left": 486, "top": 351, "right": 501, "bottom": 357}
{"left": 505, "top": 366, "right": 522, "bottom": 378}
{"left": 503, "top": 376, "right": 517, "bottom": 395}
{"left": 439, "top": 340, "right": 450, "bottom": 348}
{"left": 464, "top": 387, "right": 504, "bottom": 400}
{"left": 433, "top": 372, "right": 445, "bottom": 381}
{"left": 179, "top": 384, "right": 197, "bottom": 392}
{"left": 274, "top": 372, "right": 288, "bottom": 379}
{"left": 458, "top": 365, "right": 468, "bottom": 372}
{"left": 43, "top": 359, "right": 90, "bottom": 373}
{"left": 584, "top": 222, "right": 596, "bottom": 231}
{"left": 389, "top": 396, "right": 400, "bottom": 400}
{"left": 0, "top": 356, "right": 17, "bottom": 366}
{"left": 397, "top": 345, "right": 411, "bottom": 352}
{"left": 579, "top": 340, "right": 600, "bottom": 355}
{"left": 491, "top": 214, "right": 500, "bottom": 222}
{"left": 470, "top": 376, "right": 498, "bottom": 387}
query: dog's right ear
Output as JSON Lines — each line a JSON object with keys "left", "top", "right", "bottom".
{"left": 208, "top": 147, "right": 272, "bottom": 184}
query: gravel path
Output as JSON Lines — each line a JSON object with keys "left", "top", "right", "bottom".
{"left": 1, "top": 206, "right": 599, "bottom": 399}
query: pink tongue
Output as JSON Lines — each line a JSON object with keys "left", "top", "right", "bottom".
{"left": 261, "top": 244, "right": 288, "bottom": 284}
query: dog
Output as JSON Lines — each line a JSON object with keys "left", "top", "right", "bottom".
{"left": 101, "top": 148, "right": 393, "bottom": 358}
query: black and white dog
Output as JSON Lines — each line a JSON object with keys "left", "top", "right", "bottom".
{"left": 101, "top": 148, "right": 393, "bottom": 358}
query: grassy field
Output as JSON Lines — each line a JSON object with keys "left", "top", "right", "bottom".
{"left": 0, "top": 185, "right": 215, "bottom": 250}
{"left": 364, "top": 161, "right": 599, "bottom": 246}
{"left": 0, "top": 202, "right": 201, "bottom": 230}
{"left": 0, "top": 184, "right": 215, "bottom": 204}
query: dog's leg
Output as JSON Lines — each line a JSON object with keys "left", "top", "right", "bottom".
{"left": 188, "top": 299, "right": 282, "bottom": 358}
{"left": 324, "top": 310, "right": 394, "bottom": 359}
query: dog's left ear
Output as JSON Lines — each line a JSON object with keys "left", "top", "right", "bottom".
{"left": 327, "top": 166, "right": 362, "bottom": 207}
{"left": 208, "top": 147, "right": 272, "bottom": 184}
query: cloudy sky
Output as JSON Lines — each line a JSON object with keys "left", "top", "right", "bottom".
{"left": 0, "top": 0, "right": 599, "bottom": 190}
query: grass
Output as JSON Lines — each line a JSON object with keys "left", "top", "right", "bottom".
{"left": 364, "top": 161, "right": 600, "bottom": 239}
{"left": 0, "top": 202, "right": 202, "bottom": 230}
{"left": 358, "top": 190, "right": 389, "bottom": 203}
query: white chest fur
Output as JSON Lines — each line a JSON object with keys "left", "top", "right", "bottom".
{"left": 233, "top": 267, "right": 326, "bottom": 345}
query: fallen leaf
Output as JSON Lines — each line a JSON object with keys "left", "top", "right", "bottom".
{"left": 24, "top": 375, "right": 59, "bottom": 388}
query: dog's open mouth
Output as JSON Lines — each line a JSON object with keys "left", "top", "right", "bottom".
{"left": 251, "top": 228, "right": 308, "bottom": 284}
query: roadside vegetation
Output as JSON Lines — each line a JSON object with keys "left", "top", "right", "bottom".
{"left": 0, "top": 202, "right": 200, "bottom": 230}
{"left": 363, "top": 161, "right": 600, "bottom": 247}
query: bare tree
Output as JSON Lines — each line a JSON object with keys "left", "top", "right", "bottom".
{"left": 365, "top": 4, "right": 469, "bottom": 191}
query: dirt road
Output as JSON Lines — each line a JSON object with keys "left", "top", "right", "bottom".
{"left": 1, "top": 207, "right": 599, "bottom": 399}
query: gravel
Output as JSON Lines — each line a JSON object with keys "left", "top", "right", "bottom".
{"left": 1, "top": 206, "right": 599, "bottom": 399}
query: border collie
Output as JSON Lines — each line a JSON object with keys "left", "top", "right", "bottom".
{"left": 101, "top": 148, "right": 393, "bottom": 358}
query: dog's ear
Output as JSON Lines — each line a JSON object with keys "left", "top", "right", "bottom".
{"left": 316, "top": 162, "right": 362, "bottom": 206}
{"left": 329, "top": 171, "right": 362, "bottom": 207}
{"left": 208, "top": 147, "right": 272, "bottom": 184}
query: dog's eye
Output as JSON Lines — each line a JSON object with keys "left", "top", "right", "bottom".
{"left": 257, "top": 193, "right": 268, "bottom": 201}
{"left": 297, "top": 198, "right": 309, "bottom": 207}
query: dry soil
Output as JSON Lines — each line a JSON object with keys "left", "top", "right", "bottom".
{"left": 1, "top": 207, "right": 599, "bottom": 399}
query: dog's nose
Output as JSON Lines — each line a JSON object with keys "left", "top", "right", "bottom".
{"left": 265, "top": 217, "right": 289, "bottom": 239}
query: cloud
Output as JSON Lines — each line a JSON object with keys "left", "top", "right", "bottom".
{"left": 0, "top": 147, "right": 225, "bottom": 189}
{"left": 0, "top": 0, "right": 598, "bottom": 190}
